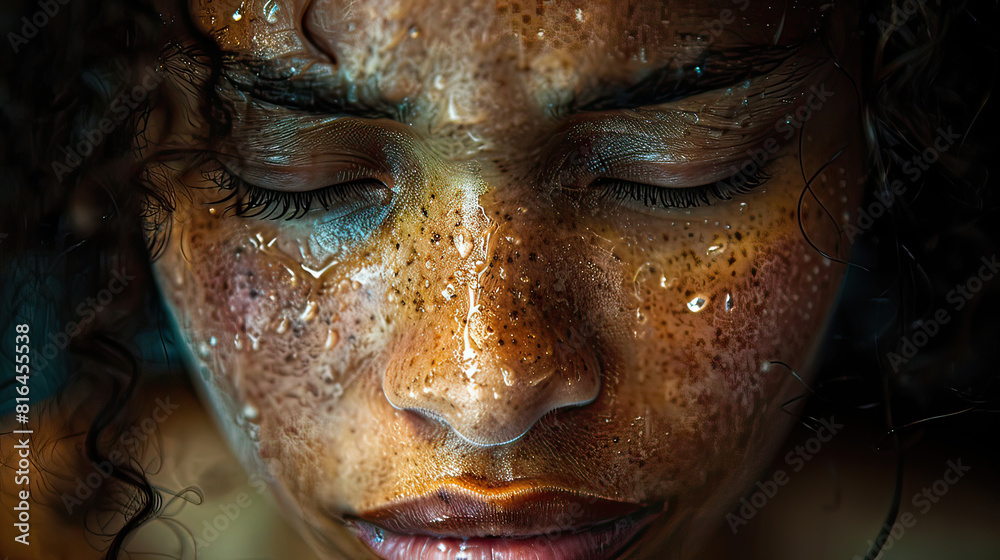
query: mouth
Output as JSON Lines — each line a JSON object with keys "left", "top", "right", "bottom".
{"left": 347, "top": 478, "right": 662, "bottom": 560}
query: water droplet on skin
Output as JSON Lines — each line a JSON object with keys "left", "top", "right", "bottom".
{"left": 209, "top": 336, "right": 218, "bottom": 346}
{"left": 636, "top": 308, "right": 647, "bottom": 324}
{"left": 248, "top": 334, "right": 260, "bottom": 351}
{"left": 324, "top": 329, "right": 339, "bottom": 349}
{"left": 300, "top": 300, "right": 318, "bottom": 322}
{"left": 408, "top": 25, "right": 420, "bottom": 38}
{"left": 706, "top": 242, "right": 725, "bottom": 256}
{"left": 198, "top": 342, "right": 210, "bottom": 357}
{"left": 330, "top": 382, "right": 344, "bottom": 399}
{"left": 263, "top": 0, "right": 279, "bottom": 23}
{"left": 687, "top": 295, "right": 709, "bottom": 313}
{"left": 442, "top": 284, "right": 456, "bottom": 299}
{"left": 454, "top": 233, "right": 473, "bottom": 259}
{"left": 501, "top": 368, "right": 514, "bottom": 387}
{"left": 725, "top": 293, "right": 735, "bottom": 312}
{"left": 242, "top": 404, "right": 258, "bottom": 421}
{"left": 421, "top": 370, "right": 435, "bottom": 393}
{"left": 351, "top": 280, "right": 362, "bottom": 290}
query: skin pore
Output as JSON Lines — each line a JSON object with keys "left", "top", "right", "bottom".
{"left": 142, "top": 0, "right": 866, "bottom": 558}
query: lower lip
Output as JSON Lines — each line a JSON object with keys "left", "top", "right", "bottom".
{"left": 350, "top": 511, "right": 657, "bottom": 560}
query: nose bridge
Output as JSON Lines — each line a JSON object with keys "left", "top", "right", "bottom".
{"left": 381, "top": 187, "right": 603, "bottom": 446}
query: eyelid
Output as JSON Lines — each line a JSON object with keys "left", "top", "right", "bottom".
{"left": 213, "top": 96, "right": 420, "bottom": 192}
{"left": 218, "top": 152, "right": 392, "bottom": 192}
{"left": 551, "top": 56, "right": 831, "bottom": 188}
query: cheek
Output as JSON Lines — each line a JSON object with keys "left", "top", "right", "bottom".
{"left": 152, "top": 199, "right": 393, "bottom": 474}
{"left": 584, "top": 155, "right": 860, "bottom": 498}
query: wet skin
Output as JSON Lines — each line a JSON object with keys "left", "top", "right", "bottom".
{"left": 143, "top": 0, "right": 866, "bottom": 558}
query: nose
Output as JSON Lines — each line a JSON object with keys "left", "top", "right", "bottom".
{"left": 382, "top": 233, "right": 603, "bottom": 446}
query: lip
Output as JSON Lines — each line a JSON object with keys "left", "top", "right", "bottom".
{"left": 347, "top": 478, "right": 661, "bottom": 560}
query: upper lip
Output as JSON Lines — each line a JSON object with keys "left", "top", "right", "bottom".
{"left": 353, "top": 478, "right": 649, "bottom": 538}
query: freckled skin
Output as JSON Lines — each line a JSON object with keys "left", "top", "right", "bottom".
{"left": 146, "top": 0, "right": 865, "bottom": 557}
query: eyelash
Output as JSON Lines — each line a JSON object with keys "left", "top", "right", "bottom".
{"left": 204, "top": 149, "right": 769, "bottom": 219}
{"left": 206, "top": 165, "right": 385, "bottom": 220}
{"left": 590, "top": 167, "right": 771, "bottom": 209}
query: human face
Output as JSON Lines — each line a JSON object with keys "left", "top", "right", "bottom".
{"left": 143, "top": 0, "right": 865, "bottom": 558}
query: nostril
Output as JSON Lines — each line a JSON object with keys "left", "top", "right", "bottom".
{"left": 382, "top": 330, "right": 603, "bottom": 447}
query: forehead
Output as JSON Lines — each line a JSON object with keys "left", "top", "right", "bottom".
{"left": 189, "top": 0, "right": 826, "bottom": 124}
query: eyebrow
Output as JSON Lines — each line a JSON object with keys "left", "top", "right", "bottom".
{"left": 220, "top": 55, "right": 404, "bottom": 120}
{"left": 219, "top": 41, "right": 804, "bottom": 120}
{"left": 572, "top": 42, "right": 804, "bottom": 113}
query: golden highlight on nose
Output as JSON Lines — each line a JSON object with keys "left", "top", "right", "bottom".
{"left": 380, "top": 207, "right": 606, "bottom": 446}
